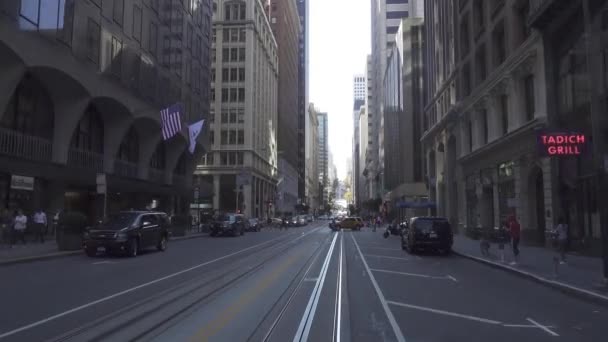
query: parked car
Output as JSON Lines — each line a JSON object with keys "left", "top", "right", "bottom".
{"left": 248, "top": 218, "right": 261, "bottom": 232}
{"left": 318, "top": 215, "right": 328, "bottom": 220}
{"left": 210, "top": 213, "right": 248, "bottom": 237}
{"left": 401, "top": 217, "right": 453, "bottom": 255}
{"left": 82, "top": 211, "right": 170, "bottom": 257}
{"left": 307, "top": 215, "right": 314, "bottom": 222}
{"left": 336, "top": 217, "right": 364, "bottom": 231}
{"left": 297, "top": 215, "right": 307, "bottom": 226}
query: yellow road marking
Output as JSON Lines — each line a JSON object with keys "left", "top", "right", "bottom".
{"left": 190, "top": 250, "right": 303, "bottom": 341}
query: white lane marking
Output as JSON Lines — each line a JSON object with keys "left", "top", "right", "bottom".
{"left": 0, "top": 229, "right": 320, "bottom": 340}
{"left": 92, "top": 261, "right": 116, "bottom": 265}
{"left": 526, "top": 318, "right": 560, "bottom": 337}
{"left": 336, "top": 232, "right": 344, "bottom": 342}
{"left": 304, "top": 277, "right": 319, "bottom": 282}
{"left": 360, "top": 246, "right": 402, "bottom": 251}
{"left": 351, "top": 234, "right": 406, "bottom": 342}
{"left": 364, "top": 254, "right": 413, "bottom": 261}
{"left": 503, "top": 324, "right": 556, "bottom": 328}
{"left": 370, "top": 268, "right": 458, "bottom": 282}
{"left": 293, "top": 232, "right": 339, "bottom": 342}
{"left": 386, "top": 301, "right": 502, "bottom": 325}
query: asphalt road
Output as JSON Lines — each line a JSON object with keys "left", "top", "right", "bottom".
{"left": 0, "top": 221, "right": 606, "bottom": 342}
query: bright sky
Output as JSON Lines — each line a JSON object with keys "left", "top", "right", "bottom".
{"left": 309, "top": 0, "right": 370, "bottom": 180}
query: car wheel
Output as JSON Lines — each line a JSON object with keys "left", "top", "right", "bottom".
{"left": 127, "top": 238, "right": 138, "bottom": 257}
{"left": 85, "top": 247, "right": 97, "bottom": 257}
{"left": 210, "top": 231, "right": 217, "bottom": 237}
{"left": 157, "top": 235, "right": 168, "bottom": 252}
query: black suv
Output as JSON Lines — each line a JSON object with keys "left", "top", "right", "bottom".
{"left": 83, "top": 211, "right": 170, "bottom": 257}
{"left": 210, "top": 213, "right": 248, "bottom": 237}
{"left": 401, "top": 217, "right": 453, "bottom": 255}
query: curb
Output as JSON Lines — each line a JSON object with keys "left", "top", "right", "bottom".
{"left": 454, "top": 250, "right": 608, "bottom": 307}
{"left": 0, "top": 233, "right": 210, "bottom": 267}
{"left": 0, "top": 250, "right": 81, "bottom": 267}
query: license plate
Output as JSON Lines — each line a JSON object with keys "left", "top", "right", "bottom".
{"left": 97, "top": 247, "right": 106, "bottom": 252}
{"left": 429, "top": 233, "right": 437, "bottom": 238}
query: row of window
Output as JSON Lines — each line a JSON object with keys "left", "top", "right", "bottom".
{"left": 212, "top": 108, "right": 245, "bottom": 124}
{"left": 210, "top": 88, "right": 246, "bottom": 103}
{"left": 220, "top": 47, "right": 247, "bottom": 62}
{"left": 213, "top": 27, "right": 247, "bottom": 43}
{"left": 218, "top": 129, "right": 245, "bottom": 145}
{"left": 200, "top": 152, "right": 244, "bottom": 166}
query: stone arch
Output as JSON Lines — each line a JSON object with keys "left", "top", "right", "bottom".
{"left": 0, "top": 40, "right": 27, "bottom": 119}
{"left": 446, "top": 135, "right": 458, "bottom": 224}
{"left": 527, "top": 164, "right": 546, "bottom": 245}
{"left": 165, "top": 134, "right": 188, "bottom": 183}
{"left": 133, "top": 117, "right": 163, "bottom": 180}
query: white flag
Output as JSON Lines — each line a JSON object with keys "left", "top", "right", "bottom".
{"left": 188, "top": 120, "right": 205, "bottom": 154}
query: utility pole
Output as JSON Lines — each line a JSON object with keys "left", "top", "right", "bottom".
{"left": 583, "top": 0, "right": 608, "bottom": 281}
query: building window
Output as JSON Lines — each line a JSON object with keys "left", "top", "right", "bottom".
{"left": 475, "top": 45, "right": 486, "bottom": 85}
{"left": 238, "top": 47, "right": 245, "bottom": 61}
{"left": 473, "top": 0, "right": 484, "bottom": 34}
{"left": 480, "top": 109, "right": 488, "bottom": 144}
{"left": 221, "top": 109, "right": 229, "bottom": 123}
{"left": 237, "top": 130, "right": 244, "bottom": 144}
{"left": 113, "top": 0, "right": 124, "bottom": 27}
{"left": 111, "top": 36, "right": 123, "bottom": 76}
{"left": 524, "top": 75, "right": 535, "bottom": 121}
{"left": 222, "top": 48, "right": 229, "bottom": 62}
{"left": 231, "top": 28, "right": 239, "bottom": 41}
{"left": 187, "top": 23, "right": 193, "bottom": 50}
{"left": 209, "top": 130, "right": 214, "bottom": 144}
{"left": 237, "top": 108, "right": 244, "bottom": 123}
{"left": 500, "top": 94, "right": 508, "bottom": 135}
{"left": 221, "top": 88, "right": 229, "bottom": 102}
{"left": 222, "top": 68, "right": 229, "bottom": 82}
{"left": 211, "top": 68, "right": 216, "bottom": 82}
{"left": 238, "top": 67, "right": 245, "bottom": 81}
{"left": 462, "top": 62, "right": 471, "bottom": 96}
{"left": 220, "top": 152, "right": 227, "bottom": 165}
{"left": 230, "top": 88, "right": 237, "bottom": 102}
{"left": 207, "top": 152, "right": 214, "bottom": 165}
{"left": 210, "top": 88, "right": 215, "bottom": 101}
{"left": 86, "top": 18, "right": 101, "bottom": 65}
{"left": 238, "top": 88, "right": 245, "bottom": 102}
{"left": 239, "top": 3, "right": 246, "bottom": 19}
{"left": 239, "top": 27, "right": 246, "bottom": 42}
{"left": 133, "top": 5, "right": 142, "bottom": 42}
{"left": 224, "top": 3, "right": 231, "bottom": 20}
{"left": 212, "top": 29, "right": 216, "bottom": 43}
{"left": 212, "top": 48, "right": 216, "bottom": 62}
{"left": 221, "top": 130, "right": 228, "bottom": 144}
{"left": 237, "top": 152, "right": 243, "bottom": 165}
{"left": 229, "top": 109, "right": 237, "bottom": 123}
{"left": 228, "top": 152, "right": 236, "bottom": 165}
{"left": 493, "top": 22, "right": 506, "bottom": 67}
{"left": 467, "top": 119, "right": 473, "bottom": 151}
{"left": 223, "top": 28, "right": 229, "bottom": 42}
{"left": 230, "top": 68, "right": 237, "bottom": 81}
{"left": 230, "top": 48, "right": 238, "bottom": 61}
{"left": 229, "top": 130, "right": 237, "bottom": 144}
{"left": 149, "top": 22, "right": 158, "bottom": 58}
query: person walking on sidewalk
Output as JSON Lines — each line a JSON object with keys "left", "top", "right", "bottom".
{"left": 12, "top": 209, "right": 27, "bottom": 245}
{"left": 508, "top": 215, "right": 521, "bottom": 265}
{"left": 553, "top": 217, "right": 568, "bottom": 264}
{"left": 33, "top": 208, "right": 47, "bottom": 243}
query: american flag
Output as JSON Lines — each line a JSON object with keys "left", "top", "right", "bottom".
{"left": 160, "top": 103, "right": 183, "bottom": 140}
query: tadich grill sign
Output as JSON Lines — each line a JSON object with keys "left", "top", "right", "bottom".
{"left": 536, "top": 130, "right": 588, "bottom": 157}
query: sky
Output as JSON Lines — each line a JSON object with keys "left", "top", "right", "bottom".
{"left": 309, "top": 0, "right": 371, "bottom": 180}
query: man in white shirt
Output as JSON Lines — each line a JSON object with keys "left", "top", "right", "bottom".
{"left": 33, "top": 208, "right": 47, "bottom": 243}
{"left": 13, "top": 209, "right": 27, "bottom": 245}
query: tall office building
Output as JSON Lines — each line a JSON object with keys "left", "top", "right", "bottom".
{"left": 371, "top": 0, "right": 423, "bottom": 200}
{"left": 296, "top": 0, "right": 309, "bottom": 202}
{"left": 352, "top": 74, "right": 366, "bottom": 207}
{"left": 305, "top": 103, "right": 319, "bottom": 210}
{"left": 196, "top": 0, "right": 279, "bottom": 218}
{"left": 0, "top": 0, "right": 212, "bottom": 218}
{"left": 317, "top": 112, "right": 328, "bottom": 207}
{"left": 267, "top": 0, "right": 301, "bottom": 214}
{"left": 354, "top": 74, "right": 366, "bottom": 101}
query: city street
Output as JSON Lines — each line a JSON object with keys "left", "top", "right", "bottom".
{"left": 0, "top": 221, "right": 607, "bottom": 342}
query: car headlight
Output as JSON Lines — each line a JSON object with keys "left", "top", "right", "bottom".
{"left": 116, "top": 232, "right": 128, "bottom": 241}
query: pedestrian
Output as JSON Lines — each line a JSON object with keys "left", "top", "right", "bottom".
{"left": 33, "top": 208, "right": 47, "bottom": 243}
{"left": 0, "top": 208, "right": 11, "bottom": 245}
{"left": 13, "top": 209, "right": 27, "bottom": 245}
{"left": 508, "top": 214, "right": 521, "bottom": 265}
{"left": 553, "top": 217, "right": 568, "bottom": 264}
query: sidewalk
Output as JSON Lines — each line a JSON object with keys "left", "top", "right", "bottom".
{"left": 0, "top": 230, "right": 208, "bottom": 266}
{"left": 453, "top": 234, "right": 608, "bottom": 304}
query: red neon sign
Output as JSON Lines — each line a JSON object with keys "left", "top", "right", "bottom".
{"left": 537, "top": 132, "right": 587, "bottom": 157}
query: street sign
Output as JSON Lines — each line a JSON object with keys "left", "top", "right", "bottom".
{"left": 97, "top": 184, "right": 107, "bottom": 194}
{"left": 96, "top": 173, "right": 106, "bottom": 186}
